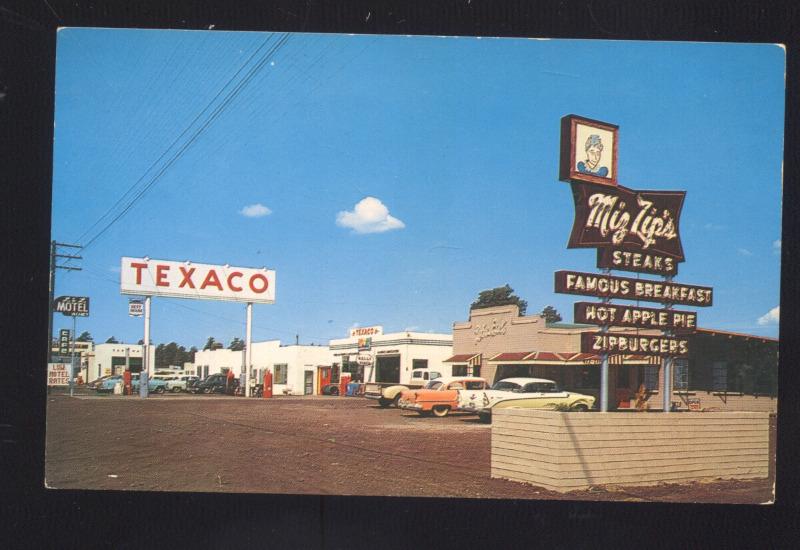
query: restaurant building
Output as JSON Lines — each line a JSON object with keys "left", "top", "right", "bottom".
{"left": 446, "top": 304, "right": 778, "bottom": 412}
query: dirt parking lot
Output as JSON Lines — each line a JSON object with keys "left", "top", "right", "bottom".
{"left": 45, "top": 392, "right": 775, "bottom": 503}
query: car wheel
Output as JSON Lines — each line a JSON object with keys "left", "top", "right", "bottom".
{"left": 203, "top": 387, "right": 212, "bottom": 394}
{"left": 330, "top": 387, "right": 339, "bottom": 396}
{"left": 571, "top": 403, "right": 589, "bottom": 412}
{"left": 477, "top": 412, "right": 491, "bottom": 424}
{"left": 392, "top": 394, "right": 402, "bottom": 408}
{"left": 431, "top": 405, "right": 450, "bottom": 418}
{"left": 377, "top": 397, "right": 391, "bottom": 408}
{"left": 172, "top": 386, "right": 182, "bottom": 393}
{"left": 155, "top": 386, "right": 166, "bottom": 394}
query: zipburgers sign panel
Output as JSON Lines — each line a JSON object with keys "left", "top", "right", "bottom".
{"left": 555, "top": 270, "right": 712, "bottom": 307}
{"left": 581, "top": 332, "right": 690, "bottom": 357}
{"left": 120, "top": 257, "right": 275, "bottom": 303}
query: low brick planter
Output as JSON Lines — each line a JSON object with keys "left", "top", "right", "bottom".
{"left": 491, "top": 409, "right": 770, "bottom": 493}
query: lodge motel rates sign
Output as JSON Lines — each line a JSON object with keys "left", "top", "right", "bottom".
{"left": 555, "top": 114, "right": 713, "bottom": 362}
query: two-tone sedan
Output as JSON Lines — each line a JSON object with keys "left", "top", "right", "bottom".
{"left": 398, "top": 377, "right": 489, "bottom": 417}
{"left": 456, "top": 377, "right": 595, "bottom": 422}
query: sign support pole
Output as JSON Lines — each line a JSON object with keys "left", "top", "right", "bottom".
{"left": 599, "top": 268, "right": 611, "bottom": 412}
{"left": 245, "top": 302, "right": 252, "bottom": 396}
{"left": 140, "top": 295, "right": 151, "bottom": 398}
{"left": 69, "top": 315, "right": 76, "bottom": 397}
{"left": 662, "top": 274, "right": 674, "bottom": 413}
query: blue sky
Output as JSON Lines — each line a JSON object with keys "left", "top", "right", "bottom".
{"left": 51, "top": 30, "right": 785, "bottom": 348}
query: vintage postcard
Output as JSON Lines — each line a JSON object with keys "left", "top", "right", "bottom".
{"left": 46, "top": 29, "right": 783, "bottom": 503}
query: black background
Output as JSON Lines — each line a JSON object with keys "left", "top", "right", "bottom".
{"left": 1, "top": 1, "right": 798, "bottom": 548}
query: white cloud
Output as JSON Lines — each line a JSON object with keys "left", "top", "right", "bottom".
{"left": 757, "top": 306, "right": 780, "bottom": 326}
{"left": 336, "top": 197, "right": 405, "bottom": 234}
{"left": 738, "top": 248, "right": 753, "bottom": 257}
{"left": 773, "top": 239, "right": 781, "bottom": 254}
{"left": 239, "top": 203, "right": 272, "bottom": 218}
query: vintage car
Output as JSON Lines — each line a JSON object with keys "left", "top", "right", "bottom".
{"left": 398, "top": 377, "right": 489, "bottom": 417}
{"left": 364, "top": 369, "right": 443, "bottom": 407}
{"left": 456, "top": 377, "right": 595, "bottom": 422}
{"left": 130, "top": 377, "right": 169, "bottom": 394}
{"left": 95, "top": 375, "right": 124, "bottom": 393}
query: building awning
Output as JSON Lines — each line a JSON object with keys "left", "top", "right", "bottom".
{"left": 443, "top": 353, "right": 482, "bottom": 365}
{"left": 488, "top": 351, "right": 661, "bottom": 366}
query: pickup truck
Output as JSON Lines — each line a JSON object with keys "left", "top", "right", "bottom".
{"left": 364, "top": 369, "right": 443, "bottom": 408}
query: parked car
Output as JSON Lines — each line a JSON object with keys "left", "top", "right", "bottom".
{"left": 398, "top": 377, "right": 489, "bottom": 417}
{"left": 456, "top": 377, "right": 595, "bottom": 422}
{"left": 130, "top": 377, "right": 169, "bottom": 394}
{"left": 87, "top": 375, "right": 114, "bottom": 390}
{"left": 364, "top": 369, "right": 444, "bottom": 407}
{"left": 95, "top": 375, "right": 124, "bottom": 393}
{"left": 195, "top": 373, "right": 239, "bottom": 395}
{"left": 322, "top": 383, "right": 340, "bottom": 396}
{"left": 160, "top": 374, "right": 199, "bottom": 393}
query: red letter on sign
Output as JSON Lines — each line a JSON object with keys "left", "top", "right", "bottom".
{"left": 131, "top": 262, "right": 148, "bottom": 284}
{"left": 156, "top": 264, "right": 170, "bottom": 287}
{"left": 227, "top": 272, "right": 243, "bottom": 292}
{"left": 249, "top": 274, "right": 269, "bottom": 293}
{"left": 179, "top": 267, "right": 196, "bottom": 288}
{"left": 200, "top": 269, "right": 224, "bottom": 290}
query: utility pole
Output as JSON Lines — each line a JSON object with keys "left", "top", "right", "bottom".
{"left": 48, "top": 241, "right": 82, "bottom": 363}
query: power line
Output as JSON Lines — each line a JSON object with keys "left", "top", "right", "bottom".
{"left": 73, "top": 33, "right": 282, "bottom": 247}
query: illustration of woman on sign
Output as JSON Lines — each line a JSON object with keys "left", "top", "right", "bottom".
{"left": 577, "top": 134, "right": 609, "bottom": 177}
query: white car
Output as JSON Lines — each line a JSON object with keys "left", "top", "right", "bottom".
{"left": 456, "top": 377, "right": 595, "bottom": 421}
{"left": 157, "top": 374, "right": 199, "bottom": 393}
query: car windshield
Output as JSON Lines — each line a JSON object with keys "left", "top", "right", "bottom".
{"left": 492, "top": 381, "right": 521, "bottom": 391}
{"left": 464, "top": 381, "right": 486, "bottom": 390}
{"left": 424, "top": 381, "right": 444, "bottom": 390}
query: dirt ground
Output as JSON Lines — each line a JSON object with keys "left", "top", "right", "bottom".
{"left": 44, "top": 390, "right": 776, "bottom": 503}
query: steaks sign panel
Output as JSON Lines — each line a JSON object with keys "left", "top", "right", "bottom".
{"left": 596, "top": 247, "right": 679, "bottom": 277}
{"left": 581, "top": 332, "right": 690, "bottom": 357}
{"left": 555, "top": 270, "right": 713, "bottom": 307}
{"left": 568, "top": 181, "right": 686, "bottom": 261}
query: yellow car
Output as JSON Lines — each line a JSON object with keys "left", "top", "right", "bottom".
{"left": 456, "top": 377, "right": 595, "bottom": 422}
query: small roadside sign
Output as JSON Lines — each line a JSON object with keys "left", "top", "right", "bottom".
{"left": 129, "top": 299, "right": 144, "bottom": 317}
{"left": 59, "top": 329, "right": 71, "bottom": 355}
{"left": 54, "top": 296, "right": 90, "bottom": 317}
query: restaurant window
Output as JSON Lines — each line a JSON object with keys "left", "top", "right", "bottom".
{"left": 274, "top": 363, "right": 288, "bottom": 385}
{"left": 471, "top": 365, "right": 481, "bottom": 378}
{"left": 576, "top": 366, "right": 600, "bottom": 388}
{"left": 712, "top": 361, "right": 727, "bottom": 391}
{"left": 412, "top": 359, "right": 428, "bottom": 370}
{"left": 452, "top": 365, "right": 468, "bottom": 376}
{"left": 643, "top": 366, "right": 659, "bottom": 391}
{"left": 617, "top": 365, "right": 631, "bottom": 388}
{"left": 673, "top": 359, "right": 689, "bottom": 391}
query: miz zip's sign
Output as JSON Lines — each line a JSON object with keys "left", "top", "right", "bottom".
{"left": 568, "top": 181, "right": 686, "bottom": 262}
{"left": 120, "top": 257, "right": 276, "bottom": 303}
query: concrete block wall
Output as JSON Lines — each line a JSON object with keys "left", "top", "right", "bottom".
{"left": 491, "top": 409, "right": 770, "bottom": 492}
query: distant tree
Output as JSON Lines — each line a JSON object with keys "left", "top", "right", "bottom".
{"left": 228, "top": 337, "right": 245, "bottom": 351}
{"left": 470, "top": 284, "right": 527, "bottom": 316}
{"left": 105, "top": 336, "right": 119, "bottom": 344}
{"left": 137, "top": 339, "right": 144, "bottom": 345}
{"left": 155, "top": 343, "right": 166, "bottom": 367}
{"left": 76, "top": 331, "right": 93, "bottom": 342}
{"left": 203, "top": 337, "right": 223, "bottom": 351}
{"left": 541, "top": 305, "right": 563, "bottom": 324}
{"left": 187, "top": 346, "right": 198, "bottom": 363}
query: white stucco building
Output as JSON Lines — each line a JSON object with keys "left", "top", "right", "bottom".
{"left": 84, "top": 342, "right": 156, "bottom": 382}
{"left": 328, "top": 326, "right": 453, "bottom": 384}
{"left": 192, "top": 340, "right": 334, "bottom": 395}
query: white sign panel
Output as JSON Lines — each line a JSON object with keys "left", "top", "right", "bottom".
{"left": 48, "top": 363, "right": 70, "bottom": 386}
{"left": 120, "top": 257, "right": 276, "bottom": 303}
{"left": 349, "top": 325, "right": 383, "bottom": 338}
{"left": 128, "top": 299, "right": 144, "bottom": 317}
{"left": 356, "top": 353, "right": 374, "bottom": 367}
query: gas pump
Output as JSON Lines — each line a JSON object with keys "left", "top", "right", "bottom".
{"left": 263, "top": 369, "right": 273, "bottom": 399}
{"left": 339, "top": 373, "right": 351, "bottom": 397}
